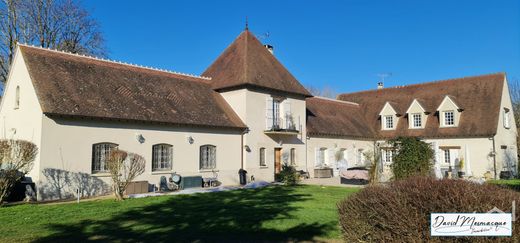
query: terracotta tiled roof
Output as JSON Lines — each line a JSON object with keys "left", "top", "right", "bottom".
{"left": 19, "top": 45, "right": 246, "bottom": 130}
{"left": 337, "top": 73, "right": 506, "bottom": 139}
{"left": 202, "top": 30, "right": 312, "bottom": 97}
{"left": 306, "top": 97, "right": 375, "bottom": 138}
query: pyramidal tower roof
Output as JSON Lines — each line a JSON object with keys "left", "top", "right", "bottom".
{"left": 202, "top": 30, "right": 312, "bottom": 97}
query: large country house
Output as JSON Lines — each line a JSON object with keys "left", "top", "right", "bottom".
{"left": 0, "top": 28, "right": 517, "bottom": 200}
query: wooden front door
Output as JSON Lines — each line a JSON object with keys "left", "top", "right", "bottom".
{"left": 275, "top": 148, "right": 282, "bottom": 174}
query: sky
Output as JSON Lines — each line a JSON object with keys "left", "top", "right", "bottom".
{"left": 83, "top": 0, "right": 520, "bottom": 94}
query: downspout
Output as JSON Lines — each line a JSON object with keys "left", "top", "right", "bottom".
{"left": 305, "top": 135, "right": 309, "bottom": 173}
{"left": 493, "top": 137, "right": 497, "bottom": 179}
{"left": 241, "top": 132, "right": 244, "bottom": 169}
{"left": 241, "top": 127, "right": 250, "bottom": 170}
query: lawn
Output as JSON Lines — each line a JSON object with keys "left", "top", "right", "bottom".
{"left": 0, "top": 185, "right": 359, "bottom": 242}
{"left": 488, "top": 179, "right": 520, "bottom": 191}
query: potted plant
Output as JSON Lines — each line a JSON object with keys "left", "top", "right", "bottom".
{"left": 457, "top": 158, "right": 465, "bottom": 178}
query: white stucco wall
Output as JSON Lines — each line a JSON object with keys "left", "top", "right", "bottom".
{"left": 0, "top": 47, "right": 43, "bottom": 182}
{"left": 220, "top": 89, "right": 307, "bottom": 182}
{"left": 307, "top": 136, "right": 373, "bottom": 177}
{"left": 37, "top": 116, "right": 243, "bottom": 200}
{"left": 494, "top": 77, "right": 518, "bottom": 177}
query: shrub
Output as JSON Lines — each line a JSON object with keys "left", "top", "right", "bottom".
{"left": 276, "top": 164, "right": 300, "bottom": 186}
{"left": 107, "top": 150, "right": 146, "bottom": 201}
{"left": 0, "top": 139, "right": 38, "bottom": 204}
{"left": 338, "top": 177, "right": 520, "bottom": 242}
{"left": 389, "top": 137, "right": 434, "bottom": 180}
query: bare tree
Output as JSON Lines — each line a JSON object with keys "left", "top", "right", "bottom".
{"left": 305, "top": 85, "right": 337, "bottom": 99}
{"left": 107, "top": 150, "right": 145, "bottom": 201}
{"left": 0, "top": 139, "right": 38, "bottom": 204}
{"left": 509, "top": 77, "right": 520, "bottom": 174}
{"left": 0, "top": 0, "right": 105, "bottom": 83}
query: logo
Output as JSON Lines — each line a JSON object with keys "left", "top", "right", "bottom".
{"left": 431, "top": 213, "right": 512, "bottom": 236}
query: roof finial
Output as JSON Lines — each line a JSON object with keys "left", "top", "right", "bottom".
{"left": 245, "top": 16, "right": 249, "bottom": 30}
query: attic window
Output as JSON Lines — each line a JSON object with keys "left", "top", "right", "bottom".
{"left": 443, "top": 111, "right": 455, "bottom": 126}
{"left": 384, "top": 115, "right": 394, "bottom": 129}
{"left": 14, "top": 86, "right": 20, "bottom": 109}
{"left": 412, "top": 113, "right": 422, "bottom": 128}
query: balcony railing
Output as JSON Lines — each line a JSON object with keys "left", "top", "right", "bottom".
{"left": 265, "top": 113, "right": 299, "bottom": 135}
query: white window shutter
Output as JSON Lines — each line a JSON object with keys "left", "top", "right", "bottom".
{"left": 504, "top": 110, "right": 511, "bottom": 128}
{"left": 327, "top": 148, "right": 335, "bottom": 167}
{"left": 283, "top": 100, "right": 291, "bottom": 129}
{"left": 450, "top": 149, "right": 459, "bottom": 167}
{"left": 314, "top": 148, "right": 321, "bottom": 167}
{"left": 343, "top": 150, "right": 349, "bottom": 168}
{"left": 266, "top": 97, "right": 273, "bottom": 130}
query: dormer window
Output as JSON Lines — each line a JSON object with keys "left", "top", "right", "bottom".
{"left": 384, "top": 115, "right": 394, "bottom": 129}
{"left": 406, "top": 99, "right": 427, "bottom": 129}
{"left": 443, "top": 111, "right": 455, "bottom": 126}
{"left": 379, "top": 102, "right": 399, "bottom": 130}
{"left": 411, "top": 113, "right": 422, "bottom": 128}
{"left": 437, "top": 96, "right": 461, "bottom": 128}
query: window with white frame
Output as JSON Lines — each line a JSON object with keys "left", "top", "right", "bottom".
{"left": 92, "top": 143, "right": 118, "bottom": 173}
{"left": 443, "top": 111, "right": 455, "bottom": 126}
{"left": 412, "top": 113, "right": 422, "bottom": 128}
{"left": 259, "top": 147, "right": 266, "bottom": 166}
{"left": 443, "top": 149, "right": 450, "bottom": 164}
{"left": 273, "top": 100, "right": 281, "bottom": 128}
{"left": 315, "top": 147, "right": 327, "bottom": 167}
{"left": 200, "top": 145, "right": 216, "bottom": 170}
{"left": 290, "top": 148, "right": 296, "bottom": 165}
{"left": 384, "top": 115, "right": 394, "bottom": 129}
{"left": 504, "top": 108, "right": 511, "bottom": 129}
{"left": 152, "top": 144, "right": 173, "bottom": 171}
{"left": 382, "top": 149, "right": 393, "bottom": 164}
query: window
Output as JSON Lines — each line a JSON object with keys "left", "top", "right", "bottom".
{"left": 443, "top": 149, "right": 450, "bottom": 164}
{"left": 14, "top": 86, "right": 20, "bottom": 109}
{"left": 384, "top": 115, "right": 394, "bottom": 129}
{"left": 200, "top": 145, "right": 216, "bottom": 170}
{"left": 443, "top": 111, "right": 454, "bottom": 126}
{"left": 152, "top": 144, "right": 173, "bottom": 171}
{"left": 92, "top": 143, "right": 118, "bottom": 173}
{"left": 259, "top": 148, "right": 266, "bottom": 166}
{"left": 357, "top": 149, "right": 364, "bottom": 165}
{"left": 382, "top": 149, "right": 393, "bottom": 164}
{"left": 504, "top": 108, "right": 511, "bottom": 129}
{"left": 290, "top": 148, "right": 296, "bottom": 165}
{"left": 315, "top": 147, "right": 327, "bottom": 167}
{"left": 273, "top": 100, "right": 281, "bottom": 128}
{"left": 412, "top": 113, "right": 422, "bottom": 128}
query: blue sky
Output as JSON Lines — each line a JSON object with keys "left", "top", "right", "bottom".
{"left": 84, "top": 0, "right": 520, "bottom": 93}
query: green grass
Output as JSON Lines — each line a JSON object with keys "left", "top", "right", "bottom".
{"left": 0, "top": 185, "right": 359, "bottom": 242}
{"left": 488, "top": 179, "right": 520, "bottom": 191}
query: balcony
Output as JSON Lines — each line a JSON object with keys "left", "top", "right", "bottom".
{"left": 264, "top": 114, "right": 299, "bottom": 135}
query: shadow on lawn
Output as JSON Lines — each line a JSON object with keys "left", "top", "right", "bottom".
{"left": 35, "top": 185, "right": 333, "bottom": 242}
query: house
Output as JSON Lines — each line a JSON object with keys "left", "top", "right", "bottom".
{"left": 0, "top": 28, "right": 516, "bottom": 201}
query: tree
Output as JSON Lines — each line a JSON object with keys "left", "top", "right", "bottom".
{"left": 363, "top": 149, "right": 382, "bottom": 184}
{"left": 0, "top": 0, "right": 105, "bottom": 84}
{"left": 0, "top": 139, "right": 38, "bottom": 204}
{"left": 305, "top": 85, "right": 337, "bottom": 99}
{"left": 389, "top": 137, "right": 434, "bottom": 180}
{"left": 509, "top": 77, "right": 520, "bottom": 176}
{"left": 107, "top": 150, "right": 145, "bottom": 201}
